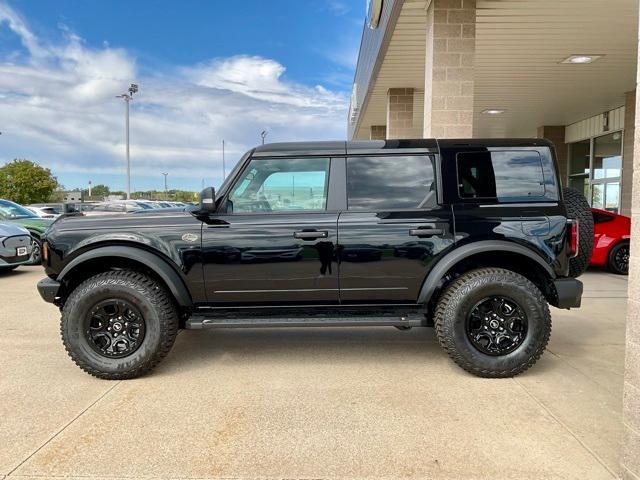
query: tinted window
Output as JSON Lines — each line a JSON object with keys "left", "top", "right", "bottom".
{"left": 457, "top": 151, "right": 545, "bottom": 201}
{"left": 228, "top": 157, "right": 330, "bottom": 213}
{"left": 593, "top": 211, "right": 614, "bottom": 224}
{"left": 347, "top": 156, "right": 436, "bottom": 210}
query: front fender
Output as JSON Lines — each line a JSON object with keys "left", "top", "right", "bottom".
{"left": 57, "top": 245, "right": 193, "bottom": 307}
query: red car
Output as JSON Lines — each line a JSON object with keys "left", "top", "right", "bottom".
{"left": 590, "top": 208, "right": 631, "bottom": 274}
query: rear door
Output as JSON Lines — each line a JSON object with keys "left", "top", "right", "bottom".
{"left": 337, "top": 154, "right": 455, "bottom": 304}
{"left": 439, "top": 143, "right": 565, "bottom": 262}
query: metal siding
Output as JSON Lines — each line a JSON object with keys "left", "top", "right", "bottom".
{"left": 565, "top": 106, "right": 625, "bottom": 143}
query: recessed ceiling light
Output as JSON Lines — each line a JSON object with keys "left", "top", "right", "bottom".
{"left": 561, "top": 54, "right": 603, "bottom": 64}
{"left": 482, "top": 109, "right": 505, "bottom": 115}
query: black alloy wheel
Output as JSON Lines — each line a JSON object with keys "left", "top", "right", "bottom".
{"left": 608, "top": 242, "right": 630, "bottom": 275}
{"left": 467, "top": 296, "right": 528, "bottom": 356}
{"left": 85, "top": 299, "right": 146, "bottom": 358}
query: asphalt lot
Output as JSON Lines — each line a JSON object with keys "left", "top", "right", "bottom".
{"left": 0, "top": 266, "right": 628, "bottom": 480}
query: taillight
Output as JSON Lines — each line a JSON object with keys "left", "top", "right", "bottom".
{"left": 42, "top": 241, "right": 48, "bottom": 262}
{"left": 569, "top": 219, "right": 579, "bottom": 257}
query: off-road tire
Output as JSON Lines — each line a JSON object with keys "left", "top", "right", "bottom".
{"left": 563, "top": 187, "right": 594, "bottom": 278}
{"left": 434, "top": 268, "right": 551, "bottom": 378}
{"left": 607, "top": 241, "right": 630, "bottom": 275}
{"left": 61, "top": 270, "right": 179, "bottom": 379}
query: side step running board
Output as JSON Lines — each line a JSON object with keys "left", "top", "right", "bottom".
{"left": 185, "top": 314, "right": 426, "bottom": 329}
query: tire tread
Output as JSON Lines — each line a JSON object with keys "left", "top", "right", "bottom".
{"left": 434, "top": 267, "right": 551, "bottom": 378}
{"left": 60, "top": 270, "right": 178, "bottom": 380}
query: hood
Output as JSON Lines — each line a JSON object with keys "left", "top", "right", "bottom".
{"left": 0, "top": 222, "right": 30, "bottom": 238}
{"left": 52, "top": 209, "right": 192, "bottom": 231}
{"left": 11, "top": 217, "right": 53, "bottom": 233}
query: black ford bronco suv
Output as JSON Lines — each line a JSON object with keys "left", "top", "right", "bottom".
{"left": 37, "top": 139, "right": 593, "bottom": 380}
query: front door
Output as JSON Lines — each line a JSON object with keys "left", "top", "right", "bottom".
{"left": 338, "top": 154, "right": 455, "bottom": 303}
{"left": 202, "top": 156, "right": 339, "bottom": 305}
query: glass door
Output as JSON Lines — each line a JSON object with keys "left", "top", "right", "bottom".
{"left": 591, "top": 132, "right": 622, "bottom": 213}
{"left": 567, "top": 132, "right": 622, "bottom": 213}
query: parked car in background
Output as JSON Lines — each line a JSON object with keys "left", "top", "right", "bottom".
{"left": 27, "top": 206, "right": 60, "bottom": 219}
{"left": 0, "top": 199, "right": 52, "bottom": 263}
{"left": 0, "top": 223, "right": 33, "bottom": 272}
{"left": 590, "top": 208, "right": 631, "bottom": 274}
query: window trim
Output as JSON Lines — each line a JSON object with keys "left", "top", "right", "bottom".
{"left": 221, "top": 155, "right": 334, "bottom": 215}
{"left": 454, "top": 149, "right": 547, "bottom": 203}
{"left": 344, "top": 154, "right": 438, "bottom": 211}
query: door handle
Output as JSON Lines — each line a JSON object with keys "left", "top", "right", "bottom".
{"left": 293, "top": 230, "right": 328, "bottom": 240}
{"left": 409, "top": 228, "right": 443, "bottom": 237}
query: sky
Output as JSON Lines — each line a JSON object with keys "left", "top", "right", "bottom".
{"left": 0, "top": 0, "right": 364, "bottom": 192}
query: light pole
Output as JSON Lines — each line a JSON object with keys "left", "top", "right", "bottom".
{"left": 162, "top": 172, "right": 168, "bottom": 200}
{"left": 261, "top": 130, "right": 268, "bottom": 145}
{"left": 116, "top": 83, "right": 138, "bottom": 199}
{"left": 222, "top": 140, "right": 226, "bottom": 180}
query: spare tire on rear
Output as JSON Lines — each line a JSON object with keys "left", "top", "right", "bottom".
{"left": 563, "top": 187, "right": 594, "bottom": 278}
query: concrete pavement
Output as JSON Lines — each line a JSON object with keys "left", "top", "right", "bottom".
{"left": 0, "top": 267, "right": 628, "bottom": 479}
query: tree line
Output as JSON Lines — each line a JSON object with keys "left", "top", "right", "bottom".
{"left": 0, "top": 159, "right": 198, "bottom": 204}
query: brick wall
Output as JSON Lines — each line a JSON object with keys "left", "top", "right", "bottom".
{"left": 370, "top": 125, "right": 387, "bottom": 140}
{"left": 424, "top": 0, "right": 476, "bottom": 138}
{"left": 387, "top": 88, "right": 421, "bottom": 139}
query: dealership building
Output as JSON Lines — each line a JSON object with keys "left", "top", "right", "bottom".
{"left": 349, "top": 0, "right": 639, "bottom": 476}
{"left": 350, "top": 0, "right": 636, "bottom": 215}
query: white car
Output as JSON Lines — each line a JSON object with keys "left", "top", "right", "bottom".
{"left": 27, "top": 206, "right": 60, "bottom": 219}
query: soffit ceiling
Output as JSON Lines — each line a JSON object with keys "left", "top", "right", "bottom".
{"left": 354, "top": 0, "right": 638, "bottom": 139}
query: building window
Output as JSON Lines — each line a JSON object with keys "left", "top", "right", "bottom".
{"left": 567, "top": 131, "right": 622, "bottom": 213}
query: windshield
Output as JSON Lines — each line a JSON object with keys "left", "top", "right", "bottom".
{"left": 0, "top": 199, "right": 38, "bottom": 220}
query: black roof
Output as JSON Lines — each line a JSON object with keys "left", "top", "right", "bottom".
{"left": 251, "top": 138, "right": 553, "bottom": 157}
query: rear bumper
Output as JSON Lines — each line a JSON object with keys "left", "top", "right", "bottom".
{"left": 37, "top": 277, "right": 60, "bottom": 304}
{"left": 553, "top": 278, "right": 583, "bottom": 309}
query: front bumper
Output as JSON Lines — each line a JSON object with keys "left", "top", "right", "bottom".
{"left": 37, "top": 277, "right": 60, "bottom": 304}
{"left": 553, "top": 278, "right": 583, "bottom": 309}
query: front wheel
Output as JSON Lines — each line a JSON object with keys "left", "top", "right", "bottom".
{"left": 61, "top": 270, "right": 179, "bottom": 379}
{"left": 434, "top": 268, "right": 551, "bottom": 378}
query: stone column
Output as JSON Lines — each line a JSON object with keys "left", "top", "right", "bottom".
{"left": 370, "top": 125, "right": 387, "bottom": 140}
{"left": 622, "top": 33, "right": 640, "bottom": 479}
{"left": 424, "top": 0, "right": 476, "bottom": 138}
{"left": 537, "top": 126, "right": 568, "bottom": 186}
{"left": 386, "top": 88, "right": 421, "bottom": 139}
{"left": 622, "top": 90, "right": 636, "bottom": 217}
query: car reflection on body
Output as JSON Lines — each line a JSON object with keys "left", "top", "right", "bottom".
{"left": 240, "top": 246, "right": 304, "bottom": 263}
{"left": 340, "top": 244, "right": 383, "bottom": 262}
{"left": 394, "top": 241, "right": 434, "bottom": 260}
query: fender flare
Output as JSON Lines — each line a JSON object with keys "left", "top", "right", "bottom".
{"left": 58, "top": 245, "right": 193, "bottom": 307}
{"left": 417, "top": 240, "right": 555, "bottom": 304}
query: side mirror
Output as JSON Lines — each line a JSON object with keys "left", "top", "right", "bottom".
{"left": 199, "top": 187, "right": 216, "bottom": 213}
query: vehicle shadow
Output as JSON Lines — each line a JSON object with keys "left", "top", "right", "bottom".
{"left": 160, "top": 326, "right": 441, "bottom": 374}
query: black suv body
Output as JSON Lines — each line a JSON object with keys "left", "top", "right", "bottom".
{"left": 37, "top": 139, "right": 587, "bottom": 379}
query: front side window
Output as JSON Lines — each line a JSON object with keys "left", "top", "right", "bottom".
{"left": 457, "top": 150, "right": 545, "bottom": 201}
{"left": 347, "top": 155, "right": 436, "bottom": 210}
{"left": 228, "top": 157, "right": 330, "bottom": 213}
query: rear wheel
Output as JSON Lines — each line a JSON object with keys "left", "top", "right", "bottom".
{"left": 434, "top": 268, "right": 551, "bottom": 378}
{"left": 607, "top": 241, "right": 630, "bottom": 275}
{"left": 61, "top": 270, "right": 179, "bottom": 379}
{"left": 563, "top": 187, "right": 594, "bottom": 277}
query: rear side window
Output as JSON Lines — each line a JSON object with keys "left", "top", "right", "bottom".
{"left": 593, "top": 211, "right": 614, "bottom": 224}
{"left": 457, "top": 150, "right": 545, "bottom": 201}
{"left": 347, "top": 155, "right": 436, "bottom": 210}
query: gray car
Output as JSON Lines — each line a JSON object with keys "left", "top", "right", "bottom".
{"left": 0, "top": 223, "right": 34, "bottom": 272}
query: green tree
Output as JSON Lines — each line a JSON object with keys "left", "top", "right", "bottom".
{"left": 83, "top": 184, "right": 110, "bottom": 198}
{"left": 0, "top": 159, "right": 59, "bottom": 204}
